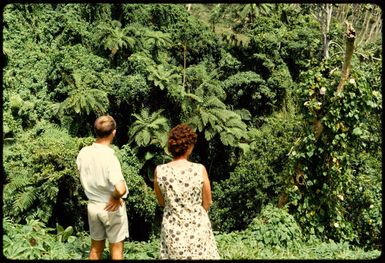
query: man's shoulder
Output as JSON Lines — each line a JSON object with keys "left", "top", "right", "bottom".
{"left": 79, "top": 144, "right": 93, "bottom": 152}
{"left": 77, "top": 144, "right": 117, "bottom": 162}
{"left": 77, "top": 144, "right": 95, "bottom": 157}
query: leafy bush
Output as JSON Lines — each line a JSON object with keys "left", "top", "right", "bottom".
{"left": 3, "top": 217, "right": 380, "bottom": 260}
{"left": 3, "top": 122, "right": 88, "bottom": 230}
{"left": 210, "top": 110, "right": 301, "bottom": 232}
{"left": 342, "top": 151, "right": 382, "bottom": 249}
{"left": 288, "top": 55, "right": 382, "bottom": 248}
{"left": 223, "top": 71, "right": 270, "bottom": 117}
{"left": 3, "top": 217, "right": 87, "bottom": 260}
{"left": 210, "top": 158, "right": 278, "bottom": 232}
{"left": 124, "top": 238, "right": 159, "bottom": 259}
{"left": 245, "top": 204, "right": 303, "bottom": 249}
{"left": 215, "top": 231, "right": 260, "bottom": 259}
{"left": 115, "top": 144, "right": 158, "bottom": 240}
{"left": 214, "top": 227, "right": 380, "bottom": 260}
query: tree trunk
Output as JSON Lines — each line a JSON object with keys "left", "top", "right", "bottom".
{"left": 182, "top": 43, "right": 187, "bottom": 90}
{"left": 365, "top": 14, "right": 382, "bottom": 45}
{"left": 357, "top": 9, "right": 371, "bottom": 47}
{"left": 336, "top": 21, "right": 356, "bottom": 94}
{"left": 322, "top": 4, "right": 333, "bottom": 59}
{"left": 313, "top": 4, "right": 333, "bottom": 60}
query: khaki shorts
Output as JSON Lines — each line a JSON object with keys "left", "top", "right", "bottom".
{"left": 87, "top": 201, "right": 129, "bottom": 243}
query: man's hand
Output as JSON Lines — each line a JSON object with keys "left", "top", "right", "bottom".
{"left": 104, "top": 196, "right": 123, "bottom": 212}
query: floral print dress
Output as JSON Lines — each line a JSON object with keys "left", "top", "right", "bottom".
{"left": 156, "top": 162, "right": 220, "bottom": 260}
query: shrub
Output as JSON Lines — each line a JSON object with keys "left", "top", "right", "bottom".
{"left": 3, "top": 122, "right": 88, "bottom": 230}
{"left": 3, "top": 217, "right": 86, "bottom": 260}
{"left": 214, "top": 222, "right": 381, "bottom": 260}
{"left": 114, "top": 144, "right": 158, "bottom": 240}
{"left": 288, "top": 56, "right": 382, "bottom": 248}
{"left": 245, "top": 204, "right": 303, "bottom": 249}
{"left": 210, "top": 158, "right": 279, "bottom": 232}
{"left": 210, "top": 110, "right": 301, "bottom": 232}
{"left": 123, "top": 238, "right": 159, "bottom": 259}
{"left": 342, "top": 151, "right": 382, "bottom": 249}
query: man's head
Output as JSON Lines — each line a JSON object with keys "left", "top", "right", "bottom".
{"left": 94, "top": 115, "right": 116, "bottom": 138}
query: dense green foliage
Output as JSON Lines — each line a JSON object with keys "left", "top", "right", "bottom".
{"left": 3, "top": 217, "right": 87, "bottom": 259}
{"left": 288, "top": 42, "right": 382, "bottom": 248}
{"left": 3, "top": 122, "right": 88, "bottom": 229}
{"left": 210, "top": 110, "right": 301, "bottom": 232}
{"left": 115, "top": 144, "right": 159, "bottom": 240}
{"left": 3, "top": 216, "right": 380, "bottom": 260}
{"left": 2, "top": 3, "right": 381, "bottom": 259}
{"left": 246, "top": 203, "right": 303, "bottom": 249}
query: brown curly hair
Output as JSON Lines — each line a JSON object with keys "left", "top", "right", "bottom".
{"left": 167, "top": 124, "right": 197, "bottom": 158}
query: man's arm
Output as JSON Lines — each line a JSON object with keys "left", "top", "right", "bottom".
{"left": 105, "top": 181, "right": 127, "bottom": 212}
{"left": 105, "top": 155, "right": 127, "bottom": 212}
{"left": 112, "top": 180, "right": 127, "bottom": 199}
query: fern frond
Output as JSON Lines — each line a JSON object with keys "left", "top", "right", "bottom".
{"left": 14, "top": 188, "right": 36, "bottom": 212}
{"left": 204, "top": 129, "right": 215, "bottom": 141}
{"left": 184, "top": 92, "right": 203, "bottom": 103}
{"left": 234, "top": 109, "right": 252, "bottom": 121}
{"left": 220, "top": 132, "right": 236, "bottom": 146}
{"left": 7, "top": 172, "right": 33, "bottom": 190}
{"left": 138, "top": 129, "right": 151, "bottom": 146}
{"left": 237, "top": 142, "right": 251, "bottom": 155}
{"left": 204, "top": 96, "right": 226, "bottom": 109}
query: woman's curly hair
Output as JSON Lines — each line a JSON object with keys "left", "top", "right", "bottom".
{"left": 167, "top": 124, "right": 197, "bottom": 158}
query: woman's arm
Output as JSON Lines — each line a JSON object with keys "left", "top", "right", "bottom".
{"left": 202, "top": 165, "right": 212, "bottom": 212}
{"left": 154, "top": 167, "right": 165, "bottom": 207}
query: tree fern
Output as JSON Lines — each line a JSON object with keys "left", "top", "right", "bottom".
{"left": 204, "top": 127, "right": 216, "bottom": 141}
{"left": 128, "top": 108, "right": 170, "bottom": 148}
{"left": 142, "top": 29, "right": 172, "bottom": 61}
{"left": 220, "top": 131, "right": 236, "bottom": 146}
{"left": 147, "top": 64, "right": 180, "bottom": 91}
{"left": 58, "top": 72, "right": 109, "bottom": 116}
{"left": 186, "top": 63, "right": 225, "bottom": 100}
{"left": 181, "top": 87, "right": 249, "bottom": 147}
{"left": 143, "top": 30, "right": 172, "bottom": 50}
{"left": 139, "top": 129, "right": 151, "bottom": 146}
{"left": 95, "top": 20, "right": 136, "bottom": 55}
{"left": 234, "top": 109, "right": 252, "bottom": 121}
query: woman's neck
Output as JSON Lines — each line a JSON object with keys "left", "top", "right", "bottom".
{"left": 173, "top": 155, "right": 189, "bottom": 161}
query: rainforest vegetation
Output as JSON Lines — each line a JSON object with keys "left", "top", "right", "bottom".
{"left": 2, "top": 3, "right": 382, "bottom": 260}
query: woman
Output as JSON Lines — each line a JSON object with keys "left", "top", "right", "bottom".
{"left": 154, "top": 124, "right": 220, "bottom": 260}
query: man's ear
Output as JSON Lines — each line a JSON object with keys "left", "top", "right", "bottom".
{"left": 112, "top": 129, "right": 117, "bottom": 137}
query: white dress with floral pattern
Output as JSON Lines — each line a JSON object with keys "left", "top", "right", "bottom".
{"left": 156, "top": 162, "right": 220, "bottom": 260}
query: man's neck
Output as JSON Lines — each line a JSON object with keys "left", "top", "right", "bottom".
{"left": 95, "top": 137, "right": 112, "bottom": 146}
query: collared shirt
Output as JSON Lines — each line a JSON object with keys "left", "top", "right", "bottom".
{"left": 76, "top": 143, "right": 128, "bottom": 203}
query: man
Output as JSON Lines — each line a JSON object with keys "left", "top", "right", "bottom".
{"left": 76, "top": 115, "right": 128, "bottom": 260}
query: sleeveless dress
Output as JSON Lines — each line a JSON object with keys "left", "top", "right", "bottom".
{"left": 156, "top": 162, "right": 220, "bottom": 260}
